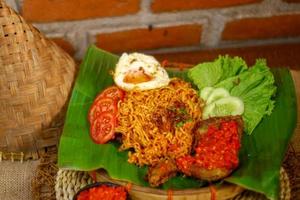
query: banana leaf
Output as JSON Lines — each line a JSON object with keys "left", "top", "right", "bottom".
{"left": 58, "top": 45, "right": 297, "bottom": 199}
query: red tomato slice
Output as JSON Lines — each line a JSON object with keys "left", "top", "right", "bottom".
{"left": 90, "top": 112, "right": 116, "bottom": 144}
{"left": 88, "top": 98, "right": 117, "bottom": 123}
{"left": 95, "top": 86, "right": 125, "bottom": 102}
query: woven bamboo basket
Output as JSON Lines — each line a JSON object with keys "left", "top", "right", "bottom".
{"left": 0, "top": 0, "right": 76, "bottom": 158}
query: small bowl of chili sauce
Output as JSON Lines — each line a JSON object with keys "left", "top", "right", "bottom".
{"left": 73, "top": 182, "right": 130, "bottom": 200}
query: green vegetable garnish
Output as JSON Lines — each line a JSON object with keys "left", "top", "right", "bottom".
{"left": 176, "top": 121, "right": 185, "bottom": 127}
{"left": 203, "top": 95, "right": 244, "bottom": 119}
{"left": 188, "top": 55, "right": 247, "bottom": 90}
{"left": 178, "top": 108, "right": 188, "bottom": 115}
{"left": 188, "top": 56, "right": 276, "bottom": 134}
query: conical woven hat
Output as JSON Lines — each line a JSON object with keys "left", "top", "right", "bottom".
{"left": 0, "top": 1, "right": 76, "bottom": 154}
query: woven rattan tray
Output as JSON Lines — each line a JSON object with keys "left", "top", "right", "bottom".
{"left": 55, "top": 167, "right": 291, "bottom": 200}
{"left": 53, "top": 70, "right": 300, "bottom": 200}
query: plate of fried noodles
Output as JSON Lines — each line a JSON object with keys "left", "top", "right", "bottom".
{"left": 58, "top": 45, "right": 297, "bottom": 200}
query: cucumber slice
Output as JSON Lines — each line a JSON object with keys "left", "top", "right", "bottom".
{"left": 200, "top": 87, "right": 214, "bottom": 101}
{"left": 203, "top": 103, "right": 215, "bottom": 119}
{"left": 203, "top": 96, "right": 244, "bottom": 119}
{"left": 206, "top": 88, "right": 230, "bottom": 104}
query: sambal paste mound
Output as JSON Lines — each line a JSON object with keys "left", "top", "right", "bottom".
{"left": 176, "top": 117, "right": 243, "bottom": 180}
{"left": 195, "top": 120, "right": 240, "bottom": 170}
{"left": 77, "top": 184, "right": 128, "bottom": 200}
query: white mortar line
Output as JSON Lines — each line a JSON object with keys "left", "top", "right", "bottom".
{"left": 144, "top": 37, "right": 300, "bottom": 55}
{"left": 139, "top": 0, "right": 152, "bottom": 15}
{"left": 201, "top": 13, "right": 226, "bottom": 47}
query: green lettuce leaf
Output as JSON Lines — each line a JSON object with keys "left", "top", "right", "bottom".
{"left": 227, "top": 68, "right": 297, "bottom": 200}
{"left": 187, "top": 55, "right": 247, "bottom": 89}
{"left": 188, "top": 56, "right": 276, "bottom": 134}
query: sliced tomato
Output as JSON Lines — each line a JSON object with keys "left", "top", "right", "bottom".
{"left": 88, "top": 98, "right": 117, "bottom": 123}
{"left": 90, "top": 112, "right": 116, "bottom": 144}
{"left": 95, "top": 86, "right": 125, "bottom": 102}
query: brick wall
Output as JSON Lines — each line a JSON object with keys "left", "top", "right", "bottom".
{"left": 5, "top": 0, "right": 300, "bottom": 67}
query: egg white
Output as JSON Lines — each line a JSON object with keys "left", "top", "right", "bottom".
{"left": 114, "top": 53, "right": 170, "bottom": 91}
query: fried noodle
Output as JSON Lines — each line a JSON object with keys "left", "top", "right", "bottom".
{"left": 116, "top": 78, "right": 203, "bottom": 166}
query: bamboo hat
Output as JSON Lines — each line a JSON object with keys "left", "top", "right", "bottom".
{"left": 0, "top": 0, "right": 76, "bottom": 156}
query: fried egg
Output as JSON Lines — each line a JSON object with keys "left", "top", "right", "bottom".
{"left": 114, "top": 53, "right": 170, "bottom": 91}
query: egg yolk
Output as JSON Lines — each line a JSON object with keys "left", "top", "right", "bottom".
{"left": 123, "top": 68, "right": 153, "bottom": 84}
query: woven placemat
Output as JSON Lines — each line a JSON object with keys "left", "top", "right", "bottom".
{"left": 0, "top": 160, "right": 39, "bottom": 200}
{"left": 54, "top": 167, "right": 290, "bottom": 200}
{"left": 55, "top": 170, "right": 94, "bottom": 200}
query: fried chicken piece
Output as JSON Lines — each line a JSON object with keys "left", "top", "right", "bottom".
{"left": 178, "top": 116, "right": 243, "bottom": 181}
{"left": 192, "top": 116, "right": 243, "bottom": 150}
{"left": 176, "top": 155, "right": 232, "bottom": 181}
{"left": 146, "top": 158, "right": 178, "bottom": 187}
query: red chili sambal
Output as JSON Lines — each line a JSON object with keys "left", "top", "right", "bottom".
{"left": 177, "top": 120, "right": 241, "bottom": 171}
{"left": 77, "top": 184, "right": 127, "bottom": 200}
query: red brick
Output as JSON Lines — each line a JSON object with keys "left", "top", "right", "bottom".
{"left": 283, "top": 0, "right": 300, "bottom": 2}
{"left": 151, "top": 0, "right": 262, "bottom": 13}
{"left": 96, "top": 25, "right": 202, "bottom": 53}
{"left": 21, "top": 0, "right": 140, "bottom": 22}
{"left": 153, "top": 43, "right": 300, "bottom": 70}
{"left": 222, "top": 14, "right": 300, "bottom": 41}
{"left": 51, "top": 38, "right": 75, "bottom": 56}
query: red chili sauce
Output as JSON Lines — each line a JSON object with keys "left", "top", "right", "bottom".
{"left": 77, "top": 185, "right": 127, "bottom": 200}
{"left": 177, "top": 120, "right": 240, "bottom": 171}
